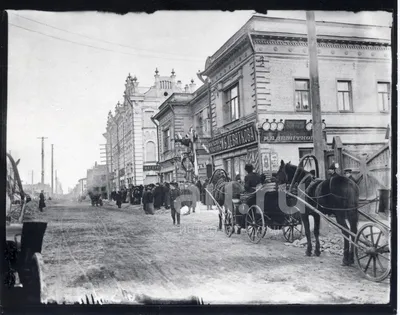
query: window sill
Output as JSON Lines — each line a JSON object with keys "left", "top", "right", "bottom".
{"left": 295, "top": 109, "right": 311, "bottom": 112}
{"left": 338, "top": 110, "right": 354, "bottom": 113}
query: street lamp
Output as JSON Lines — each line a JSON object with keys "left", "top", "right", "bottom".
{"left": 277, "top": 119, "right": 285, "bottom": 131}
{"left": 270, "top": 119, "right": 278, "bottom": 131}
{"left": 306, "top": 119, "right": 326, "bottom": 131}
{"left": 262, "top": 119, "right": 271, "bottom": 131}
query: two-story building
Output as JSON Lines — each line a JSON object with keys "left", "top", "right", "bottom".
{"left": 153, "top": 83, "right": 212, "bottom": 182}
{"left": 199, "top": 15, "right": 391, "bottom": 182}
{"left": 104, "top": 69, "right": 195, "bottom": 187}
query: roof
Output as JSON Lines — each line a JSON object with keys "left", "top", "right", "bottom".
{"left": 153, "top": 93, "right": 195, "bottom": 120}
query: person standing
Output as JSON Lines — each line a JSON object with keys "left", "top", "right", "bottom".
{"left": 115, "top": 191, "right": 122, "bottom": 209}
{"left": 143, "top": 186, "right": 155, "bottom": 215}
{"left": 170, "top": 182, "right": 181, "bottom": 226}
{"left": 205, "top": 179, "right": 213, "bottom": 210}
{"left": 327, "top": 163, "right": 340, "bottom": 179}
{"left": 39, "top": 190, "right": 46, "bottom": 212}
{"left": 164, "top": 182, "right": 171, "bottom": 210}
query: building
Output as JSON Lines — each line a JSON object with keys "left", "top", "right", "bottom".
{"left": 153, "top": 83, "right": 212, "bottom": 182}
{"left": 199, "top": 15, "right": 391, "bottom": 184}
{"left": 23, "top": 183, "right": 51, "bottom": 198}
{"left": 104, "top": 69, "right": 195, "bottom": 187}
{"left": 77, "top": 178, "right": 87, "bottom": 196}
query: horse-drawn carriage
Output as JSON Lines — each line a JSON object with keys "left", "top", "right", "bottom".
{"left": 206, "top": 154, "right": 391, "bottom": 282}
{"left": 5, "top": 153, "right": 47, "bottom": 305}
{"left": 206, "top": 168, "right": 303, "bottom": 244}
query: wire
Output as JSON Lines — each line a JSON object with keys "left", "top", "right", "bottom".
{"left": 9, "top": 12, "right": 204, "bottom": 61}
{"left": 9, "top": 22, "right": 205, "bottom": 64}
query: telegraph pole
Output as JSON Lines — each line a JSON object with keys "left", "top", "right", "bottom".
{"left": 51, "top": 144, "right": 54, "bottom": 197}
{"left": 31, "top": 170, "right": 34, "bottom": 195}
{"left": 55, "top": 170, "right": 58, "bottom": 195}
{"left": 306, "top": 11, "right": 326, "bottom": 178}
{"left": 37, "top": 137, "right": 48, "bottom": 185}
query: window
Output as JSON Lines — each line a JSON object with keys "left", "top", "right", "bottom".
{"left": 337, "top": 80, "right": 352, "bottom": 112}
{"left": 378, "top": 82, "right": 390, "bottom": 112}
{"left": 224, "top": 155, "right": 246, "bottom": 180}
{"left": 225, "top": 84, "right": 240, "bottom": 121}
{"left": 146, "top": 141, "right": 156, "bottom": 162}
{"left": 295, "top": 79, "right": 310, "bottom": 111}
{"left": 163, "top": 129, "right": 170, "bottom": 152}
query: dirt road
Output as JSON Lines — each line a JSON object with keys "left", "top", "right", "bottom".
{"left": 29, "top": 200, "right": 390, "bottom": 304}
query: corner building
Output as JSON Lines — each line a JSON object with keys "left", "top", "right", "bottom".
{"left": 201, "top": 15, "right": 391, "bottom": 182}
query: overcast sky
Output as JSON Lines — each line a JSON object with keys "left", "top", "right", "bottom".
{"left": 7, "top": 10, "right": 392, "bottom": 191}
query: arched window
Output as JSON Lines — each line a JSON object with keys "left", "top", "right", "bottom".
{"left": 146, "top": 141, "right": 156, "bottom": 162}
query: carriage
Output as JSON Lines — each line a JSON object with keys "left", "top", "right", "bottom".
{"left": 207, "top": 169, "right": 303, "bottom": 244}
{"left": 207, "top": 154, "right": 391, "bottom": 282}
{"left": 5, "top": 153, "right": 47, "bottom": 305}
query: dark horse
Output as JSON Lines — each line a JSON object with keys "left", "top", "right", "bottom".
{"left": 277, "top": 158, "right": 359, "bottom": 266}
{"left": 207, "top": 169, "right": 244, "bottom": 231}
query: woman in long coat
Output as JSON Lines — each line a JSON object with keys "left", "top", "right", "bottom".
{"left": 39, "top": 190, "right": 46, "bottom": 212}
{"left": 142, "top": 186, "right": 155, "bottom": 215}
{"left": 164, "top": 183, "right": 171, "bottom": 209}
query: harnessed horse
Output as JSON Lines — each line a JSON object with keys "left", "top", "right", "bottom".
{"left": 276, "top": 157, "right": 359, "bottom": 266}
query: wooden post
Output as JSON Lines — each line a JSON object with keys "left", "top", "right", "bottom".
{"left": 51, "top": 144, "right": 54, "bottom": 197}
{"left": 306, "top": 11, "right": 326, "bottom": 179}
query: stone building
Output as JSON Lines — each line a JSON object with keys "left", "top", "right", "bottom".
{"left": 153, "top": 83, "right": 211, "bottom": 182}
{"left": 104, "top": 69, "right": 194, "bottom": 187}
{"left": 199, "top": 15, "right": 391, "bottom": 183}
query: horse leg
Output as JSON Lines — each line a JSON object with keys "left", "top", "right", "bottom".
{"left": 348, "top": 211, "right": 358, "bottom": 265}
{"left": 218, "top": 206, "right": 223, "bottom": 231}
{"left": 301, "top": 213, "right": 312, "bottom": 256}
{"left": 335, "top": 215, "right": 350, "bottom": 266}
{"left": 313, "top": 213, "right": 321, "bottom": 257}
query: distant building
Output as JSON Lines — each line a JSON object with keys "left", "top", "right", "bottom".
{"left": 23, "top": 183, "right": 51, "bottom": 198}
{"left": 104, "top": 69, "right": 195, "bottom": 187}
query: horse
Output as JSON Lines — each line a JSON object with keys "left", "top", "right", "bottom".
{"left": 276, "top": 159, "right": 359, "bottom": 266}
{"left": 207, "top": 169, "right": 244, "bottom": 231}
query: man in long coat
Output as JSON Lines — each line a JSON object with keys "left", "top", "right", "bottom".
{"left": 39, "top": 190, "right": 46, "bottom": 212}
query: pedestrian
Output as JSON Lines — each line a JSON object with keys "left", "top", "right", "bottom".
{"left": 153, "top": 183, "right": 163, "bottom": 210}
{"left": 344, "top": 168, "right": 356, "bottom": 182}
{"left": 164, "top": 182, "right": 171, "bottom": 210}
{"left": 142, "top": 186, "right": 155, "bottom": 215}
{"left": 205, "top": 180, "right": 213, "bottom": 210}
{"left": 39, "top": 190, "right": 46, "bottom": 212}
{"left": 195, "top": 179, "right": 203, "bottom": 204}
{"left": 115, "top": 190, "right": 122, "bottom": 209}
{"left": 327, "top": 162, "right": 340, "bottom": 179}
{"left": 170, "top": 182, "right": 181, "bottom": 226}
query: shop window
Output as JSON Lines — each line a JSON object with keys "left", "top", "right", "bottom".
{"left": 337, "top": 80, "right": 353, "bottom": 112}
{"left": 163, "top": 128, "right": 171, "bottom": 152}
{"left": 224, "top": 155, "right": 247, "bottom": 180}
{"left": 295, "top": 79, "right": 310, "bottom": 111}
{"left": 377, "top": 82, "right": 390, "bottom": 112}
{"left": 224, "top": 84, "right": 240, "bottom": 122}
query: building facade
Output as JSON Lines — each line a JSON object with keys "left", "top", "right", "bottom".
{"left": 104, "top": 69, "right": 195, "bottom": 188}
{"left": 153, "top": 83, "right": 212, "bottom": 182}
{"left": 200, "top": 15, "right": 391, "bottom": 183}
{"left": 86, "top": 162, "right": 108, "bottom": 198}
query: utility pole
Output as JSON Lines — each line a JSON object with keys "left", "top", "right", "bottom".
{"left": 31, "top": 170, "right": 34, "bottom": 196}
{"left": 37, "top": 137, "right": 48, "bottom": 185}
{"left": 55, "top": 170, "right": 58, "bottom": 195}
{"left": 306, "top": 11, "right": 326, "bottom": 179}
{"left": 51, "top": 144, "right": 54, "bottom": 197}
{"left": 100, "top": 143, "right": 111, "bottom": 200}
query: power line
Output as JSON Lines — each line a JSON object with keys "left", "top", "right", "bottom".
{"left": 9, "top": 13, "right": 204, "bottom": 62}
{"left": 9, "top": 22, "right": 205, "bottom": 64}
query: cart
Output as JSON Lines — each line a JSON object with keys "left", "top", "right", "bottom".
{"left": 207, "top": 169, "right": 303, "bottom": 244}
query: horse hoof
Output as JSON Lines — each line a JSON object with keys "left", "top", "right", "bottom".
{"left": 305, "top": 251, "right": 312, "bottom": 257}
{"left": 341, "top": 261, "right": 351, "bottom": 267}
{"left": 314, "top": 251, "right": 321, "bottom": 257}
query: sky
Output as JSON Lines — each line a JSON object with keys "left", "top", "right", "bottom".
{"left": 6, "top": 10, "right": 392, "bottom": 191}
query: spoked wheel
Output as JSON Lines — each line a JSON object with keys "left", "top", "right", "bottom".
{"left": 282, "top": 216, "right": 303, "bottom": 243}
{"left": 22, "top": 252, "right": 47, "bottom": 304}
{"left": 245, "top": 205, "right": 266, "bottom": 244}
{"left": 224, "top": 210, "right": 234, "bottom": 237}
{"left": 355, "top": 223, "right": 391, "bottom": 282}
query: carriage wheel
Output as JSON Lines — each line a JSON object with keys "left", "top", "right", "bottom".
{"left": 22, "top": 252, "right": 47, "bottom": 304}
{"left": 224, "top": 210, "right": 234, "bottom": 237}
{"left": 282, "top": 216, "right": 303, "bottom": 243}
{"left": 355, "top": 223, "right": 390, "bottom": 282}
{"left": 245, "top": 205, "right": 266, "bottom": 244}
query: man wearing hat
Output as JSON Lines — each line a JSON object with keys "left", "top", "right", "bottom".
{"left": 327, "top": 162, "right": 340, "bottom": 179}
{"left": 344, "top": 168, "right": 356, "bottom": 182}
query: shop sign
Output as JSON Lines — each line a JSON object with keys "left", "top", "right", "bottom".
{"left": 208, "top": 123, "right": 257, "bottom": 154}
{"left": 260, "top": 120, "right": 312, "bottom": 143}
{"left": 143, "top": 165, "right": 161, "bottom": 171}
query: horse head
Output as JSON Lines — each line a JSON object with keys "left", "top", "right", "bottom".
{"left": 276, "top": 160, "right": 309, "bottom": 191}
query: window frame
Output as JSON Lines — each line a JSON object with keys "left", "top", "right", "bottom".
{"left": 163, "top": 128, "right": 171, "bottom": 153}
{"left": 224, "top": 83, "right": 240, "bottom": 123}
{"left": 336, "top": 79, "right": 353, "bottom": 112}
{"left": 294, "top": 78, "right": 311, "bottom": 112}
{"left": 377, "top": 81, "right": 390, "bottom": 113}
{"left": 145, "top": 141, "right": 157, "bottom": 162}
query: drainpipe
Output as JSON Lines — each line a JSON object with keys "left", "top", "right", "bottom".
{"left": 151, "top": 116, "right": 160, "bottom": 182}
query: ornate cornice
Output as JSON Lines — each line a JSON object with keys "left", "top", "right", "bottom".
{"left": 252, "top": 35, "right": 391, "bottom": 51}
